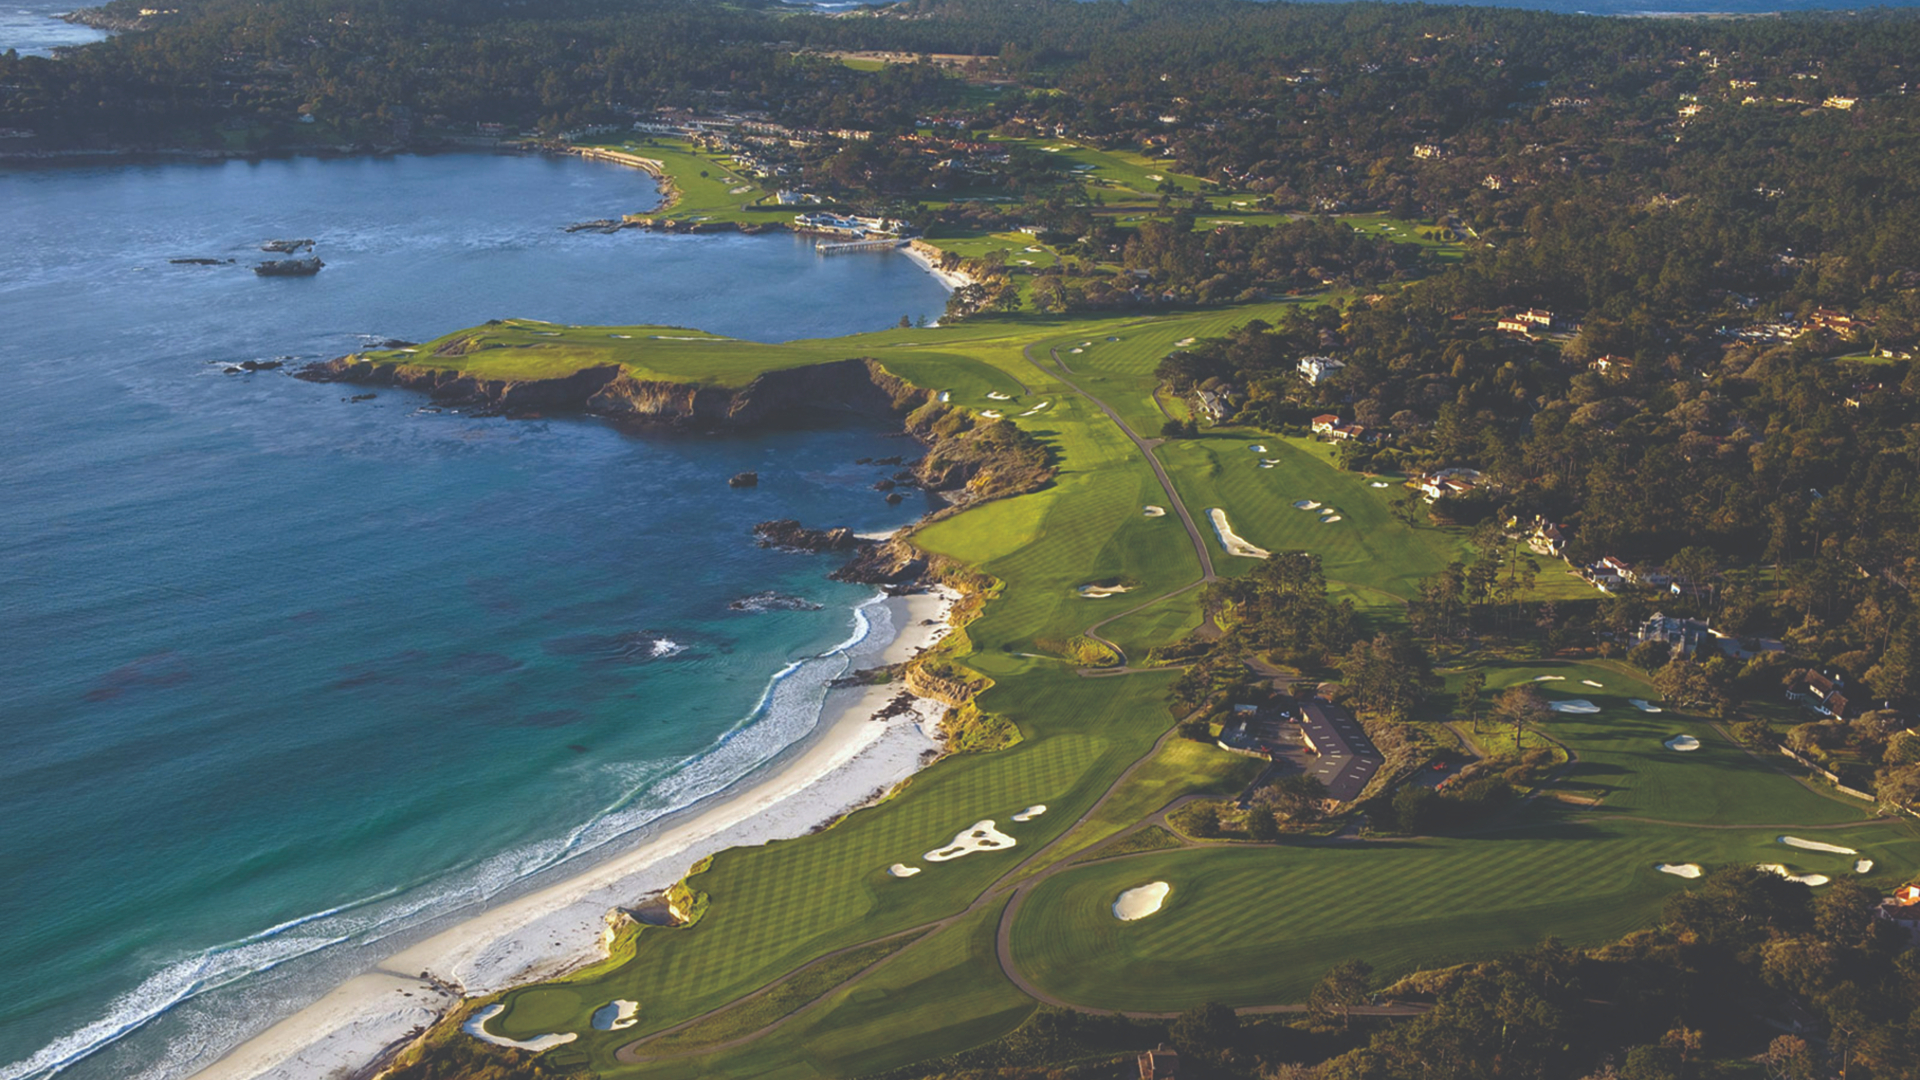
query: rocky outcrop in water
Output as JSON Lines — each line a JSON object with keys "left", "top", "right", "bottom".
{"left": 753, "top": 520, "right": 861, "bottom": 552}
{"left": 729, "top": 472, "right": 758, "bottom": 488}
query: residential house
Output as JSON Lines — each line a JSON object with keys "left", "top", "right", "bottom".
{"left": 1824, "top": 96, "right": 1859, "bottom": 110}
{"left": 1879, "top": 885, "right": 1920, "bottom": 940}
{"left": 1524, "top": 518, "right": 1567, "bottom": 557}
{"left": 1518, "top": 308, "right": 1556, "bottom": 328}
{"left": 1329, "top": 422, "right": 1367, "bottom": 441}
{"left": 1298, "top": 355, "right": 1346, "bottom": 384}
{"left": 1638, "top": 612, "right": 1712, "bottom": 657}
{"left": 1496, "top": 315, "right": 1532, "bottom": 335}
{"left": 1590, "top": 355, "right": 1633, "bottom": 377}
{"left": 1787, "top": 669, "right": 1852, "bottom": 719}
{"left": 1311, "top": 414, "right": 1342, "bottom": 434}
{"left": 1415, "top": 468, "right": 1483, "bottom": 501}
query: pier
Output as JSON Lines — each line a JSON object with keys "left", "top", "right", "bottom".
{"left": 815, "top": 237, "right": 907, "bottom": 255}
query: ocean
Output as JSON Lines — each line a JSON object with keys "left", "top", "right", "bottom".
{"left": 0, "top": 153, "right": 950, "bottom": 1079}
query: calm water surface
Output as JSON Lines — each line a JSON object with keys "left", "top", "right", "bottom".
{"left": 0, "top": 153, "right": 949, "bottom": 1079}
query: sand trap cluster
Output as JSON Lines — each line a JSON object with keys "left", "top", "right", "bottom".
{"left": 1012, "top": 805, "right": 1047, "bottom": 822}
{"left": 1113, "top": 882, "right": 1171, "bottom": 921}
{"left": 1656, "top": 863, "right": 1704, "bottom": 879}
{"left": 1630, "top": 699, "right": 1663, "bottom": 713}
{"left": 592, "top": 1000, "right": 639, "bottom": 1031}
{"left": 1758, "top": 863, "right": 1830, "bottom": 886}
{"left": 1209, "top": 509, "right": 1270, "bottom": 559}
{"left": 1665, "top": 735, "right": 1701, "bottom": 752}
{"left": 987, "top": 392, "right": 1012, "bottom": 400}
{"left": 925, "top": 820, "right": 1017, "bottom": 862}
{"left": 1079, "top": 584, "right": 1131, "bottom": 598}
{"left": 1143, "top": 505, "right": 1166, "bottom": 517}
{"left": 887, "top": 863, "right": 922, "bottom": 878}
{"left": 463, "top": 1004, "right": 578, "bottom": 1052}
{"left": 1857, "top": 859, "right": 1875, "bottom": 874}
{"left": 1549, "top": 699, "right": 1601, "bottom": 713}
{"left": 1019, "top": 402, "right": 1052, "bottom": 416}
{"left": 1778, "top": 836, "right": 1857, "bottom": 855}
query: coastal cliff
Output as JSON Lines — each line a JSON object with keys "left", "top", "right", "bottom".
{"left": 297, "top": 356, "right": 926, "bottom": 427}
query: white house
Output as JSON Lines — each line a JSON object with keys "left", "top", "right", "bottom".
{"left": 1298, "top": 356, "right": 1345, "bottom": 385}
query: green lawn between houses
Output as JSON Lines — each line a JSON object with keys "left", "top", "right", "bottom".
{"left": 385, "top": 284, "right": 1920, "bottom": 1078}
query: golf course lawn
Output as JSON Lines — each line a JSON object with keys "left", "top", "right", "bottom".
{"left": 489, "top": 666, "right": 1177, "bottom": 1051}
{"left": 1158, "top": 431, "right": 1465, "bottom": 609}
{"left": 385, "top": 297, "right": 1920, "bottom": 1076}
{"left": 1475, "top": 660, "right": 1872, "bottom": 826}
{"left": 1008, "top": 812, "right": 1920, "bottom": 1013}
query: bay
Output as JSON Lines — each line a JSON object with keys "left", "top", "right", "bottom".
{"left": 0, "top": 152, "right": 949, "bottom": 1079}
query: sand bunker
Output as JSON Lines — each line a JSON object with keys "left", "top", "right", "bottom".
{"left": 1143, "top": 505, "right": 1166, "bottom": 517}
{"left": 1079, "top": 584, "right": 1132, "bottom": 598}
{"left": 1857, "top": 859, "right": 1875, "bottom": 874}
{"left": 1012, "top": 805, "right": 1047, "bottom": 822}
{"left": 1549, "top": 699, "right": 1601, "bottom": 713}
{"left": 1070, "top": 347, "right": 1084, "bottom": 354}
{"left": 1758, "top": 863, "right": 1830, "bottom": 886}
{"left": 925, "top": 820, "right": 1017, "bottom": 862}
{"left": 1324, "top": 515, "right": 1344, "bottom": 523}
{"left": 1533, "top": 675, "right": 1566, "bottom": 682}
{"left": 1113, "top": 882, "right": 1171, "bottom": 921}
{"left": 1630, "top": 699, "right": 1663, "bottom": 712}
{"left": 1259, "top": 463, "right": 1275, "bottom": 469}
{"left": 1208, "top": 508, "right": 1270, "bottom": 559}
{"left": 1778, "top": 836, "right": 1858, "bottom": 855}
{"left": 1176, "top": 337, "right": 1197, "bottom": 347}
{"left": 887, "top": 863, "right": 922, "bottom": 878}
{"left": 1665, "top": 735, "right": 1701, "bottom": 752}
{"left": 729, "top": 185, "right": 751, "bottom": 194}
{"left": 981, "top": 410, "right": 1003, "bottom": 419}
{"left": 987, "top": 392, "right": 1012, "bottom": 400}
{"left": 609, "top": 333, "right": 632, "bottom": 339}
{"left": 1107, "top": 336, "right": 1120, "bottom": 342}
{"left": 1025, "top": 246, "right": 1043, "bottom": 253}
{"left": 1293, "top": 500, "right": 1321, "bottom": 510}
{"left": 463, "top": 1004, "right": 578, "bottom": 1052}
{"left": 1656, "top": 863, "right": 1704, "bottom": 879}
{"left": 1018, "top": 402, "right": 1052, "bottom": 416}
{"left": 939, "top": 391, "right": 950, "bottom": 402}
{"left": 1249, "top": 444, "right": 1268, "bottom": 452}
{"left": 1583, "top": 680, "right": 1604, "bottom": 687}
{"left": 1371, "top": 481, "right": 1390, "bottom": 487}
{"left": 592, "top": 1000, "right": 639, "bottom": 1031}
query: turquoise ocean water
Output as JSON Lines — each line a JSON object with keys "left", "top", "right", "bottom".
{"left": 0, "top": 154, "right": 949, "bottom": 1078}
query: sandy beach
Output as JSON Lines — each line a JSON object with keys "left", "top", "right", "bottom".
{"left": 190, "top": 586, "right": 959, "bottom": 1080}
{"left": 902, "top": 241, "right": 976, "bottom": 292}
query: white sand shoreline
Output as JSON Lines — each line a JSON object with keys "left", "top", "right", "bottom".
{"left": 901, "top": 240, "right": 976, "bottom": 292}
{"left": 189, "top": 586, "right": 960, "bottom": 1080}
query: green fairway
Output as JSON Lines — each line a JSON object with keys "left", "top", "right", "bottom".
{"left": 1008, "top": 814, "right": 1920, "bottom": 1012}
{"left": 489, "top": 667, "right": 1177, "bottom": 1059}
{"left": 1477, "top": 661, "right": 1873, "bottom": 826}
{"left": 1157, "top": 432, "right": 1466, "bottom": 611}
